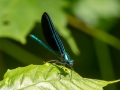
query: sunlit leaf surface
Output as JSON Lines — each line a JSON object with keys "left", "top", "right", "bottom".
{"left": 0, "top": 63, "right": 119, "bottom": 90}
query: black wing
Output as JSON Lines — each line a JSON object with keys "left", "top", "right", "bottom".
{"left": 41, "top": 12, "right": 65, "bottom": 54}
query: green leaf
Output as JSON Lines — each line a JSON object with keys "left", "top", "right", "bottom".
{"left": 73, "top": 0, "right": 120, "bottom": 26}
{"left": 0, "top": 0, "right": 80, "bottom": 55}
{"left": 0, "top": 63, "right": 119, "bottom": 90}
{"left": 0, "top": 0, "right": 67, "bottom": 44}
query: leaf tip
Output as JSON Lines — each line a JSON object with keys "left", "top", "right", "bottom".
{"left": 44, "top": 62, "right": 51, "bottom": 66}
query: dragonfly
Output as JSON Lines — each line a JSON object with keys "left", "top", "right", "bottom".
{"left": 30, "top": 12, "right": 74, "bottom": 78}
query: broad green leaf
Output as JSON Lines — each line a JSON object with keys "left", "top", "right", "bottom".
{"left": 0, "top": 63, "right": 119, "bottom": 90}
{"left": 0, "top": 0, "right": 79, "bottom": 55}
{"left": 0, "top": 0, "right": 67, "bottom": 44}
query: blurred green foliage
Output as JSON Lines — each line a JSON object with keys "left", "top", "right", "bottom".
{"left": 0, "top": 0, "right": 120, "bottom": 90}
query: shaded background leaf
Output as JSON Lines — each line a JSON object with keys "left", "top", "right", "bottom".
{"left": 73, "top": 0, "right": 120, "bottom": 26}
